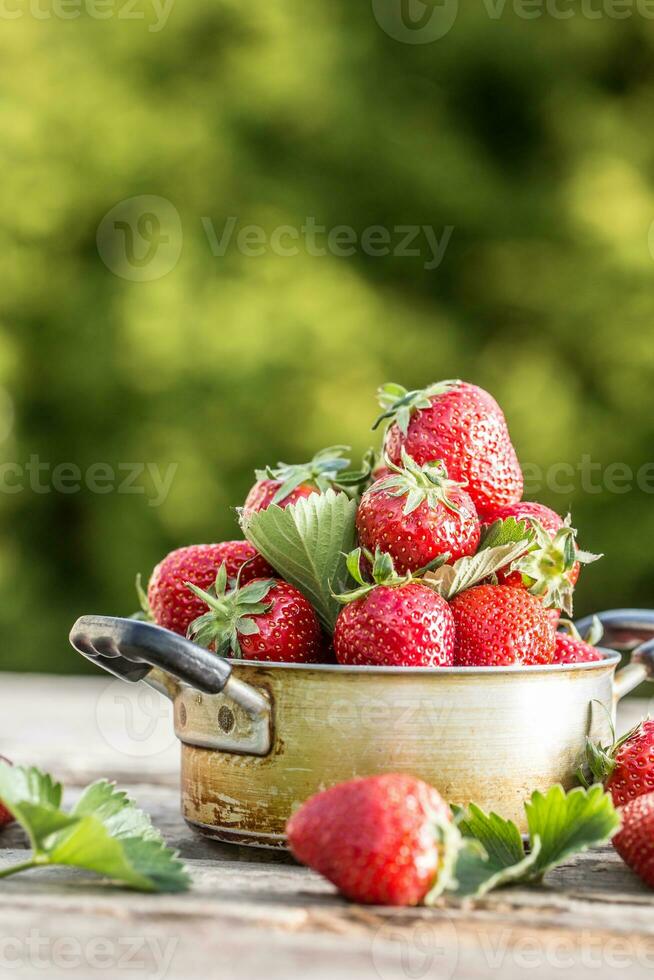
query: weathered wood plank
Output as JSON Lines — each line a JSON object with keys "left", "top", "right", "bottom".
{"left": 1, "top": 675, "right": 654, "bottom": 979}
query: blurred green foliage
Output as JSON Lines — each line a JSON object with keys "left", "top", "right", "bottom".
{"left": 1, "top": 2, "right": 654, "bottom": 672}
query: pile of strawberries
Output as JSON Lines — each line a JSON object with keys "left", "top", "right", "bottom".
{"left": 142, "top": 379, "right": 603, "bottom": 668}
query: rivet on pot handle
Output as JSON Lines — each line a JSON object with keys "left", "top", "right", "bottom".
{"left": 69, "top": 615, "right": 273, "bottom": 756}
{"left": 574, "top": 609, "right": 654, "bottom": 704}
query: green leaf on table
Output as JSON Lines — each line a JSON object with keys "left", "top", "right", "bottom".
{"left": 525, "top": 784, "right": 621, "bottom": 876}
{"left": 446, "top": 784, "right": 620, "bottom": 899}
{"left": 0, "top": 763, "right": 189, "bottom": 893}
{"left": 450, "top": 806, "right": 541, "bottom": 897}
{"left": 240, "top": 489, "right": 357, "bottom": 632}
{"left": 0, "top": 765, "right": 75, "bottom": 851}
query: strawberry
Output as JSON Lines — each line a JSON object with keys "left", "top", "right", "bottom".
{"left": 286, "top": 774, "right": 458, "bottom": 905}
{"left": 333, "top": 549, "right": 455, "bottom": 667}
{"left": 243, "top": 445, "right": 367, "bottom": 516}
{"left": 598, "top": 719, "right": 654, "bottom": 808}
{"left": 374, "top": 380, "right": 523, "bottom": 513}
{"left": 144, "top": 542, "right": 275, "bottom": 637}
{"left": 355, "top": 452, "right": 480, "bottom": 575}
{"left": 0, "top": 757, "right": 14, "bottom": 828}
{"left": 554, "top": 633, "right": 604, "bottom": 664}
{"left": 480, "top": 502, "right": 601, "bottom": 616}
{"left": 612, "top": 792, "right": 654, "bottom": 888}
{"left": 552, "top": 617, "right": 605, "bottom": 665}
{"left": 451, "top": 584, "right": 556, "bottom": 666}
{"left": 187, "top": 566, "right": 322, "bottom": 663}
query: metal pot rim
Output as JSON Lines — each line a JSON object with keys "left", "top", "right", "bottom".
{"left": 225, "top": 647, "right": 621, "bottom": 675}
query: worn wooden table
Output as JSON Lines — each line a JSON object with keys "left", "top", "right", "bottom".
{"left": 1, "top": 673, "right": 653, "bottom": 980}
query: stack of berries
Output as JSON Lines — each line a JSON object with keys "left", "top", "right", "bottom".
{"left": 141, "top": 379, "right": 602, "bottom": 669}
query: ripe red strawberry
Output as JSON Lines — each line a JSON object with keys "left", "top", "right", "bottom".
{"left": 553, "top": 632, "right": 604, "bottom": 664}
{"left": 604, "top": 720, "right": 654, "bottom": 807}
{"left": 375, "top": 381, "right": 523, "bottom": 513}
{"left": 612, "top": 792, "right": 654, "bottom": 888}
{"left": 243, "top": 446, "right": 355, "bottom": 516}
{"left": 552, "top": 617, "right": 605, "bottom": 665}
{"left": 0, "top": 757, "right": 14, "bottom": 828}
{"left": 333, "top": 550, "right": 455, "bottom": 667}
{"left": 480, "top": 502, "right": 600, "bottom": 616}
{"left": 356, "top": 453, "right": 480, "bottom": 575}
{"left": 451, "top": 584, "right": 556, "bottom": 666}
{"left": 144, "top": 542, "right": 275, "bottom": 637}
{"left": 187, "top": 568, "right": 322, "bottom": 663}
{"left": 287, "top": 774, "right": 458, "bottom": 905}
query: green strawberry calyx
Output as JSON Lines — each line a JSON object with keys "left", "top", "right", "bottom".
{"left": 558, "top": 615, "right": 604, "bottom": 647}
{"left": 372, "top": 379, "right": 461, "bottom": 434}
{"left": 255, "top": 445, "right": 373, "bottom": 504}
{"left": 332, "top": 547, "right": 449, "bottom": 604}
{"left": 422, "top": 519, "right": 533, "bottom": 600}
{"left": 186, "top": 562, "right": 276, "bottom": 658}
{"left": 577, "top": 699, "right": 647, "bottom": 788}
{"left": 133, "top": 573, "right": 153, "bottom": 621}
{"left": 508, "top": 516, "right": 602, "bottom": 617}
{"left": 370, "top": 449, "right": 468, "bottom": 516}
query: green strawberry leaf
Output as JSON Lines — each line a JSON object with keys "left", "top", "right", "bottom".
{"left": 240, "top": 489, "right": 357, "bottom": 632}
{"left": 525, "top": 783, "right": 621, "bottom": 876}
{"left": 450, "top": 804, "right": 541, "bottom": 897}
{"left": 451, "top": 832, "right": 541, "bottom": 898}
{"left": 0, "top": 764, "right": 189, "bottom": 892}
{"left": 423, "top": 539, "right": 532, "bottom": 600}
{"left": 0, "top": 765, "right": 74, "bottom": 851}
{"left": 46, "top": 817, "right": 188, "bottom": 893}
{"left": 478, "top": 517, "right": 533, "bottom": 551}
{"left": 446, "top": 784, "right": 619, "bottom": 899}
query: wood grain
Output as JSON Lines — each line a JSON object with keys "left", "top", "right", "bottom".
{"left": 1, "top": 673, "right": 653, "bottom": 979}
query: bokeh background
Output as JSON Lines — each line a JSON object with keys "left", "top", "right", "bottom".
{"left": 2, "top": 1, "right": 654, "bottom": 672}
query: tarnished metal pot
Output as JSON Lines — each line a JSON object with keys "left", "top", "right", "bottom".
{"left": 70, "top": 610, "right": 654, "bottom": 846}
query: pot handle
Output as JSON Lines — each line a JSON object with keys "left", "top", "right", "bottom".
{"left": 573, "top": 609, "right": 654, "bottom": 703}
{"left": 575, "top": 608, "right": 654, "bottom": 651}
{"left": 613, "top": 638, "right": 654, "bottom": 703}
{"left": 69, "top": 615, "right": 270, "bottom": 723}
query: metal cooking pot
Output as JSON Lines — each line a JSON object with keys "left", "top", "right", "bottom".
{"left": 70, "top": 610, "right": 654, "bottom": 846}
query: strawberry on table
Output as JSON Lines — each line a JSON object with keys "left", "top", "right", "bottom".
{"left": 612, "top": 792, "right": 654, "bottom": 888}
{"left": 594, "top": 719, "right": 654, "bottom": 808}
{"left": 0, "top": 756, "right": 14, "bottom": 828}
{"left": 243, "top": 445, "right": 365, "bottom": 516}
{"left": 451, "top": 584, "right": 556, "bottom": 667}
{"left": 187, "top": 565, "right": 323, "bottom": 663}
{"left": 374, "top": 380, "right": 523, "bottom": 514}
{"left": 480, "top": 501, "right": 601, "bottom": 617}
{"left": 355, "top": 452, "right": 480, "bottom": 575}
{"left": 144, "top": 542, "right": 275, "bottom": 637}
{"left": 333, "top": 549, "right": 455, "bottom": 667}
{"left": 286, "top": 774, "right": 459, "bottom": 906}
